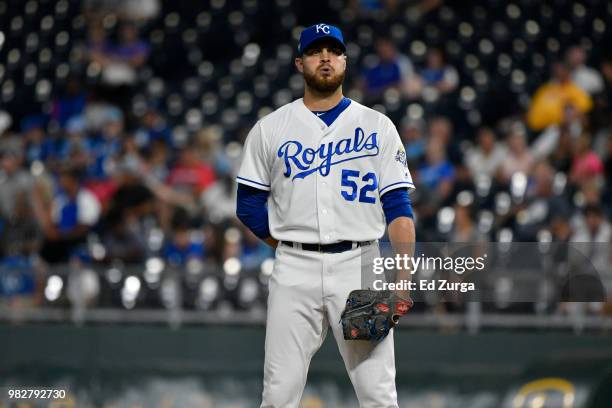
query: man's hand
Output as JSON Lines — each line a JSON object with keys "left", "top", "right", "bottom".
{"left": 265, "top": 237, "right": 279, "bottom": 248}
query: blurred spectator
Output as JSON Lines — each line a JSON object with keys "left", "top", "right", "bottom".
{"left": 414, "top": 48, "right": 459, "bottom": 96}
{"left": 349, "top": 0, "right": 399, "bottom": 15}
{"left": 418, "top": 136, "right": 454, "bottom": 201}
{"left": 601, "top": 57, "right": 612, "bottom": 106}
{"left": 82, "top": 0, "right": 161, "bottom": 21}
{"left": 89, "top": 23, "right": 150, "bottom": 112}
{"left": 33, "top": 119, "right": 90, "bottom": 173}
{"left": 86, "top": 24, "right": 113, "bottom": 67}
{"left": 0, "top": 138, "right": 33, "bottom": 221}
{"left": 579, "top": 179, "right": 604, "bottom": 209}
{"left": 571, "top": 204, "right": 611, "bottom": 243}
{"left": 565, "top": 45, "right": 604, "bottom": 95}
{"left": 548, "top": 127, "right": 574, "bottom": 174}
{"left": 134, "top": 106, "right": 173, "bottom": 148}
{"left": 51, "top": 76, "right": 88, "bottom": 128}
{"left": 531, "top": 103, "right": 585, "bottom": 160}
{"left": 0, "top": 139, "right": 40, "bottom": 258}
{"left": 516, "top": 161, "right": 570, "bottom": 240}
{"left": 0, "top": 256, "right": 39, "bottom": 306}
{"left": 85, "top": 107, "right": 124, "bottom": 182}
{"left": 84, "top": 0, "right": 159, "bottom": 21}
{"left": 450, "top": 194, "right": 487, "bottom": 243}
{"left": 551, "top": 214, "right": 572, "bottom": 242}
{"left": 195, "top": 127, "right": 232, "bottom": 176}
{"left": 592, "top": 57, "right": 612, "bottom": 130}
{"left": 162, "top": 208, "right": 205, "bottom": 267}
{"left": 444, "top": 163, "right": 476, "bottom": 208}
{"left": 107, "top": 155, "right": 154, "bottom": 219}
{"left": 0, "top": 111, "right": 12, "bottom": 137}
{"left": 100, "top": 207, "right": 148, "bottom": 264}
{"left": 34, "top": 167, "right": 101, "bottom": 263}
{"left": 120, "top": 134, "right": 142, "bottom": 162}
{"left": 527, "top": 62, "right": 593, "bottom": 131}
{"left": 139, "top": 140, "right": 195, "bottom": 217}
{"left": 0, "top": 198, "right": 41, "bottom": 259}
{"left": 113, "top": 23, "right": 149, "bottom": 68}
{"left": 525, "top": 161, "right": 555, "bottom": 201}
{"left": 201, "top": 172, "right": 237, "bottom": 224}
{"left": 106, "top": 23, "right": 150, "bottom": 84}
{"left": 400, "top": 117, "right": 427, "bottom": 166}
{"left": 603, "top": 136, "right": 612, "bottom": 214}
{"left": 360, "top": 37, "right": 415, "bottom": 98}
{"left": 167, "top": 142, "right": 216, "bottom": 197}
{"left": 593, "top": 121, "right": 610, "bottom": 158}
{"left": 222, "top": 227, "right": 242, "bottom": 261}
{"left": 99, "top": 158, "right": 154, "bottom": 263}
{"left": 120, "top": 0, "right": 160, "bottom": 21}
{"left": 499, "top": 126, "right": 534, "bottom": 182}
{"left": 350, "top": 0, "right": 442, "bottom": 18}
{"left": 570, "top": 134, "right": 604, "bottom": 184}
{"left": 240, "top": 227, "right": 274, "bottom": 271}
{"left": 427, "top": 116, "right": 461, "bottom": 164}
{"left": 141, "top": 139, "right": 171, "bottom": 183}
{"left": 570, "top": 204, "right": 611, "bottom": 309}
{"left": 22, "top": 115, "right": 50, "bottom": 165}
{"left": 465, "top": 127, "right": 507, "bottom": 178}
{"left": 83, "top": 0, "right": 122, "bottom": 19}
{"left": 63, "top": 117, "right": 91, "bottom": 171}
{"left": 84, "top": 102, "right": 120, "bottom": 132}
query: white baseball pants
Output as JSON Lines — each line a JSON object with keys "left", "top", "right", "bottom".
{"left": 260, "top": 243, "right": 399, "bottom": 408}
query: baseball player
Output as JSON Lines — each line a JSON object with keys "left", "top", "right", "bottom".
{"left": 236, "top": 23, "right": 416, "bottom": 408}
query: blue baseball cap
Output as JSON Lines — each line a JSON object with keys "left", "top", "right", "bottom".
{"left": 298, "top": 24, "right": 345, "bottom": 55}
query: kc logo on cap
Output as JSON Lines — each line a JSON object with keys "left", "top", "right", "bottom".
{"left": 298, "top": 23, "right": 345, "bottom": 54}
{"left": 315, "top": 24, "right": 330, "bottom": 34}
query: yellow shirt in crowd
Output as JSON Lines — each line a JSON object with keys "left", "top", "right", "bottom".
{"left": 526, "top": 80, "right": 593, "bottom": 131}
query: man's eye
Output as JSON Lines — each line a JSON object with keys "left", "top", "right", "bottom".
{"left": 304, "top": 47, "right": 342, "bottom": 57}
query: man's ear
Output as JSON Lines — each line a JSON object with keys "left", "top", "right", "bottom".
{"left": 295, "top": 57, "right": 303, "bottom": 73}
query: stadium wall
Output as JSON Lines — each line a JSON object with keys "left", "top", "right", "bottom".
{"left": 1, "top": 324, "right": 612, "bottom": 407}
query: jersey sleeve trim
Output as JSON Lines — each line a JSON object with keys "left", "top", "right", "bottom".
{"left": 236, "top": 176, "right": 271, "bottom": 191}
{"left": 379, "top": 181, "right": 415, "bottom": 195}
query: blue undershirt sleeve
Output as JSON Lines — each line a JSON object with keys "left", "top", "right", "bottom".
{"left": 236, "top": 184, "right": 271, "bottom": 239}
{"left": 380, "top": 188, "right": 414, "bottom": 225}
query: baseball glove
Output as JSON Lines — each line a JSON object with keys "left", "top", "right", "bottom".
{"left": 340, "top": 290, "right": 413, "bottom": 341}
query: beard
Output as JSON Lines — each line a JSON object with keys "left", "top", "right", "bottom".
{"left": 303, "top": 65, "right": 345, "bottom": 94}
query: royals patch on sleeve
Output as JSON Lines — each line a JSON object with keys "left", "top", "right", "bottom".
{"left": 395, "top": 148, "right": 407, "bottom": 168}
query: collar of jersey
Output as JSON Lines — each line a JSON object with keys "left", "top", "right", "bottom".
{"left": 298, "top": 97, "right": 354, "bottom": 133}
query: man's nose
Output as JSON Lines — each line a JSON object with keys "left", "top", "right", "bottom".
{"left": 320, "top": 48, "right": 331, "bottom": 61}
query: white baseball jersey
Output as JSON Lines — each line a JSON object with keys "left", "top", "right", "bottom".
{"left": 237, "top": 98, "right": 414, "bottom": 244}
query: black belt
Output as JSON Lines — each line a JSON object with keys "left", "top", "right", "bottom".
{"left": 281, "top": 240, "right": 373, "bottom": 253}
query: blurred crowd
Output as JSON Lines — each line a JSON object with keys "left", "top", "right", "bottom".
{"left": 0, "top": 0, "right": 610, "bottom": 313}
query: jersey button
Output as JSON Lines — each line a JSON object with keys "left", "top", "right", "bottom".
{"left": 321, "top": 182, "right": 326, "bottom": 186}
{"left": 322, "top": 209, "right": 328, "bottom": 215}
{"left": 324, "top": 234, "right": 330, "bottom": 241}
